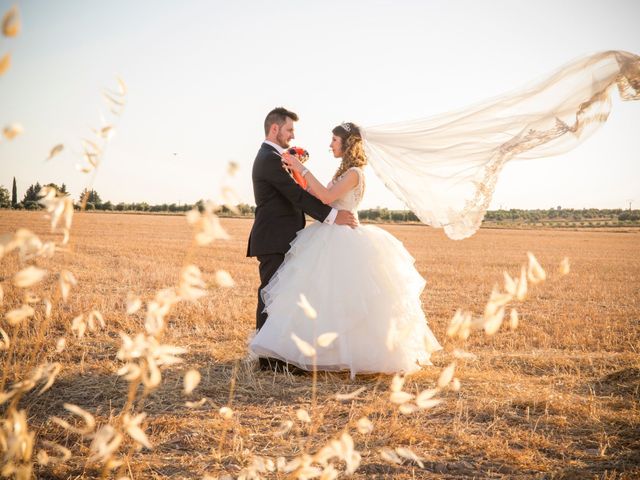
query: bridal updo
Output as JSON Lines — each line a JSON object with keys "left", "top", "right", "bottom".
{"left": 332, "top": 122, "right": 367, "bottom": 181}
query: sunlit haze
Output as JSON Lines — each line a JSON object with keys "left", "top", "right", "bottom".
{"left": 1, "top": 0, "right": 639, "bottom": 210}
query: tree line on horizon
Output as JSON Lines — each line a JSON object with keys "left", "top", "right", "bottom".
{"left": 1, "top": 179, "right": 639, "bottom": 224}
{"left": 0, "top": 178, "right": 253, "bottom": 214}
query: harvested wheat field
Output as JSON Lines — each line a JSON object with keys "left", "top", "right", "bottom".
{"left": 1, "top": 210, "right": 639, "bottom": 479}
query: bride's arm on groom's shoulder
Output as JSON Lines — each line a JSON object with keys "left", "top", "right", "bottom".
{"left": 264, "top": 152, "right": 332, "bottom": 222}
{"left": 282, "top": 153, "right": 358, "bottom": 205}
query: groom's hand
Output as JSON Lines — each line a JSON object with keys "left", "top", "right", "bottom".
{"left": 335, "top": 210, "right": 358, "bottom": 228}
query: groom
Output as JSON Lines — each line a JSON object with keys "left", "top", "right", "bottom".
{"left": 247, "top": 107, "right": 357, "bottom": 370}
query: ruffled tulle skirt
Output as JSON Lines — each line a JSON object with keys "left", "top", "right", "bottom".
{"left": 249, "top": 222, "right": 442, "bottom": 378}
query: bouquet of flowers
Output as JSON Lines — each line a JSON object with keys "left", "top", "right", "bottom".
{"left": 284, "top": 146, "right": 309, "bottom": 189}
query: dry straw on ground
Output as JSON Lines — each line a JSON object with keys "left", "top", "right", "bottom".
{"left": 1, "top": 211, "right": 639, "bottom": 479}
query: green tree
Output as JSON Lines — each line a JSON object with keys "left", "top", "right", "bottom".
{"left": 619, "top": 211, "right": 640, "bottom": 221}
{"left": 0, "top": 185, "right": 10, "bottom": 208}
{"left": 391, "top": 211, "right": 406, "bottom": 222}
{"left": 11, "top": 177, "right": 17, "bottom": 207}
{"left": 238, "top": 203, "right": 252, "bottom": 215}
{"left": 150, "top": 204, "right": 168, "bottom": 212}
{"left": 22, "top": 182, "right": 42, "bottom": 204}
{"left": 79, "top": 188, "right": 102, "bottom": 205}
{"left": 368, "top": 209, "right": 380, "bottom": 221}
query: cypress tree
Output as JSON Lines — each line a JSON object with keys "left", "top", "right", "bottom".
{"left": 11, "top": 177, "right": 17, "bottom": 207}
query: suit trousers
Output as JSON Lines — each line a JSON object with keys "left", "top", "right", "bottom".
{"left": 256, "top": 253, "right": 285, "bottom": 331}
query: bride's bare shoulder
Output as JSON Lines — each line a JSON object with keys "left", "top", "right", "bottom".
{"left": 347, "top": 167, "right": 365, "bottom": 185}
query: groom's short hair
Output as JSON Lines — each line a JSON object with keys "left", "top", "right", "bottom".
{"left": 264, "top": 107, "right": 298, "bottom": 136}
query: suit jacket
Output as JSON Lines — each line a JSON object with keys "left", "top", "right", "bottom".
{"left": 247, "top": 143, "right": 332, "bottom": 257}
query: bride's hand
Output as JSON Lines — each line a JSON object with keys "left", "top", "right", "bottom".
{"left": 282, "top": 152, "right": 305, "bottom": 173}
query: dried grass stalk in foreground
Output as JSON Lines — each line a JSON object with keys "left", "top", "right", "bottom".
{"left": 2, "top": 5, "right": 20, "bottom": 37}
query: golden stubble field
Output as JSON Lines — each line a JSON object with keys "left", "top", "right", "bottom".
{"left": 1, "top": 210, "right": 639, "bottom": 479}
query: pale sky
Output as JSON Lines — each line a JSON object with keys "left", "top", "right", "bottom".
{"left": 1, "top": 0, "right": 639, "bottom": 210}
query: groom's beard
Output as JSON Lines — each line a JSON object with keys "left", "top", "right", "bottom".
{"left": 276, "top": 132, "right": 290, "bottom": 149}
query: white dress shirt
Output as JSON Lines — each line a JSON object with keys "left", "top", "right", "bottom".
{"left": 264, "top": 140, "right": 337, "bottom": 224}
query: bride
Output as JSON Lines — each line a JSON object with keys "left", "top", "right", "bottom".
{"left": 249, "top": 122, "right": 442, "bottom": 378}
{"left": 249, "top": 50, "right": 639, "bottom": 377}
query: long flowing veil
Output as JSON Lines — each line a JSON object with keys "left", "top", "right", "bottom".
{"left": 360, "top": 50, "right": 639, "bottom": 240}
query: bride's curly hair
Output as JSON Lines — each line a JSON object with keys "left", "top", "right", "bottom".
{"left": 332, "top": 122, "right": 367, "bottom": 181}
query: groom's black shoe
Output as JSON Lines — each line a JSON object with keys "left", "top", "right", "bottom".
{"left": 258, "top": 357, "right": 306, "bottom": 375}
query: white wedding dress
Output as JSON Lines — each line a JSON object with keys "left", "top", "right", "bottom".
{"left": 249, "top": 167, "right": 442, "bottom": 378}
